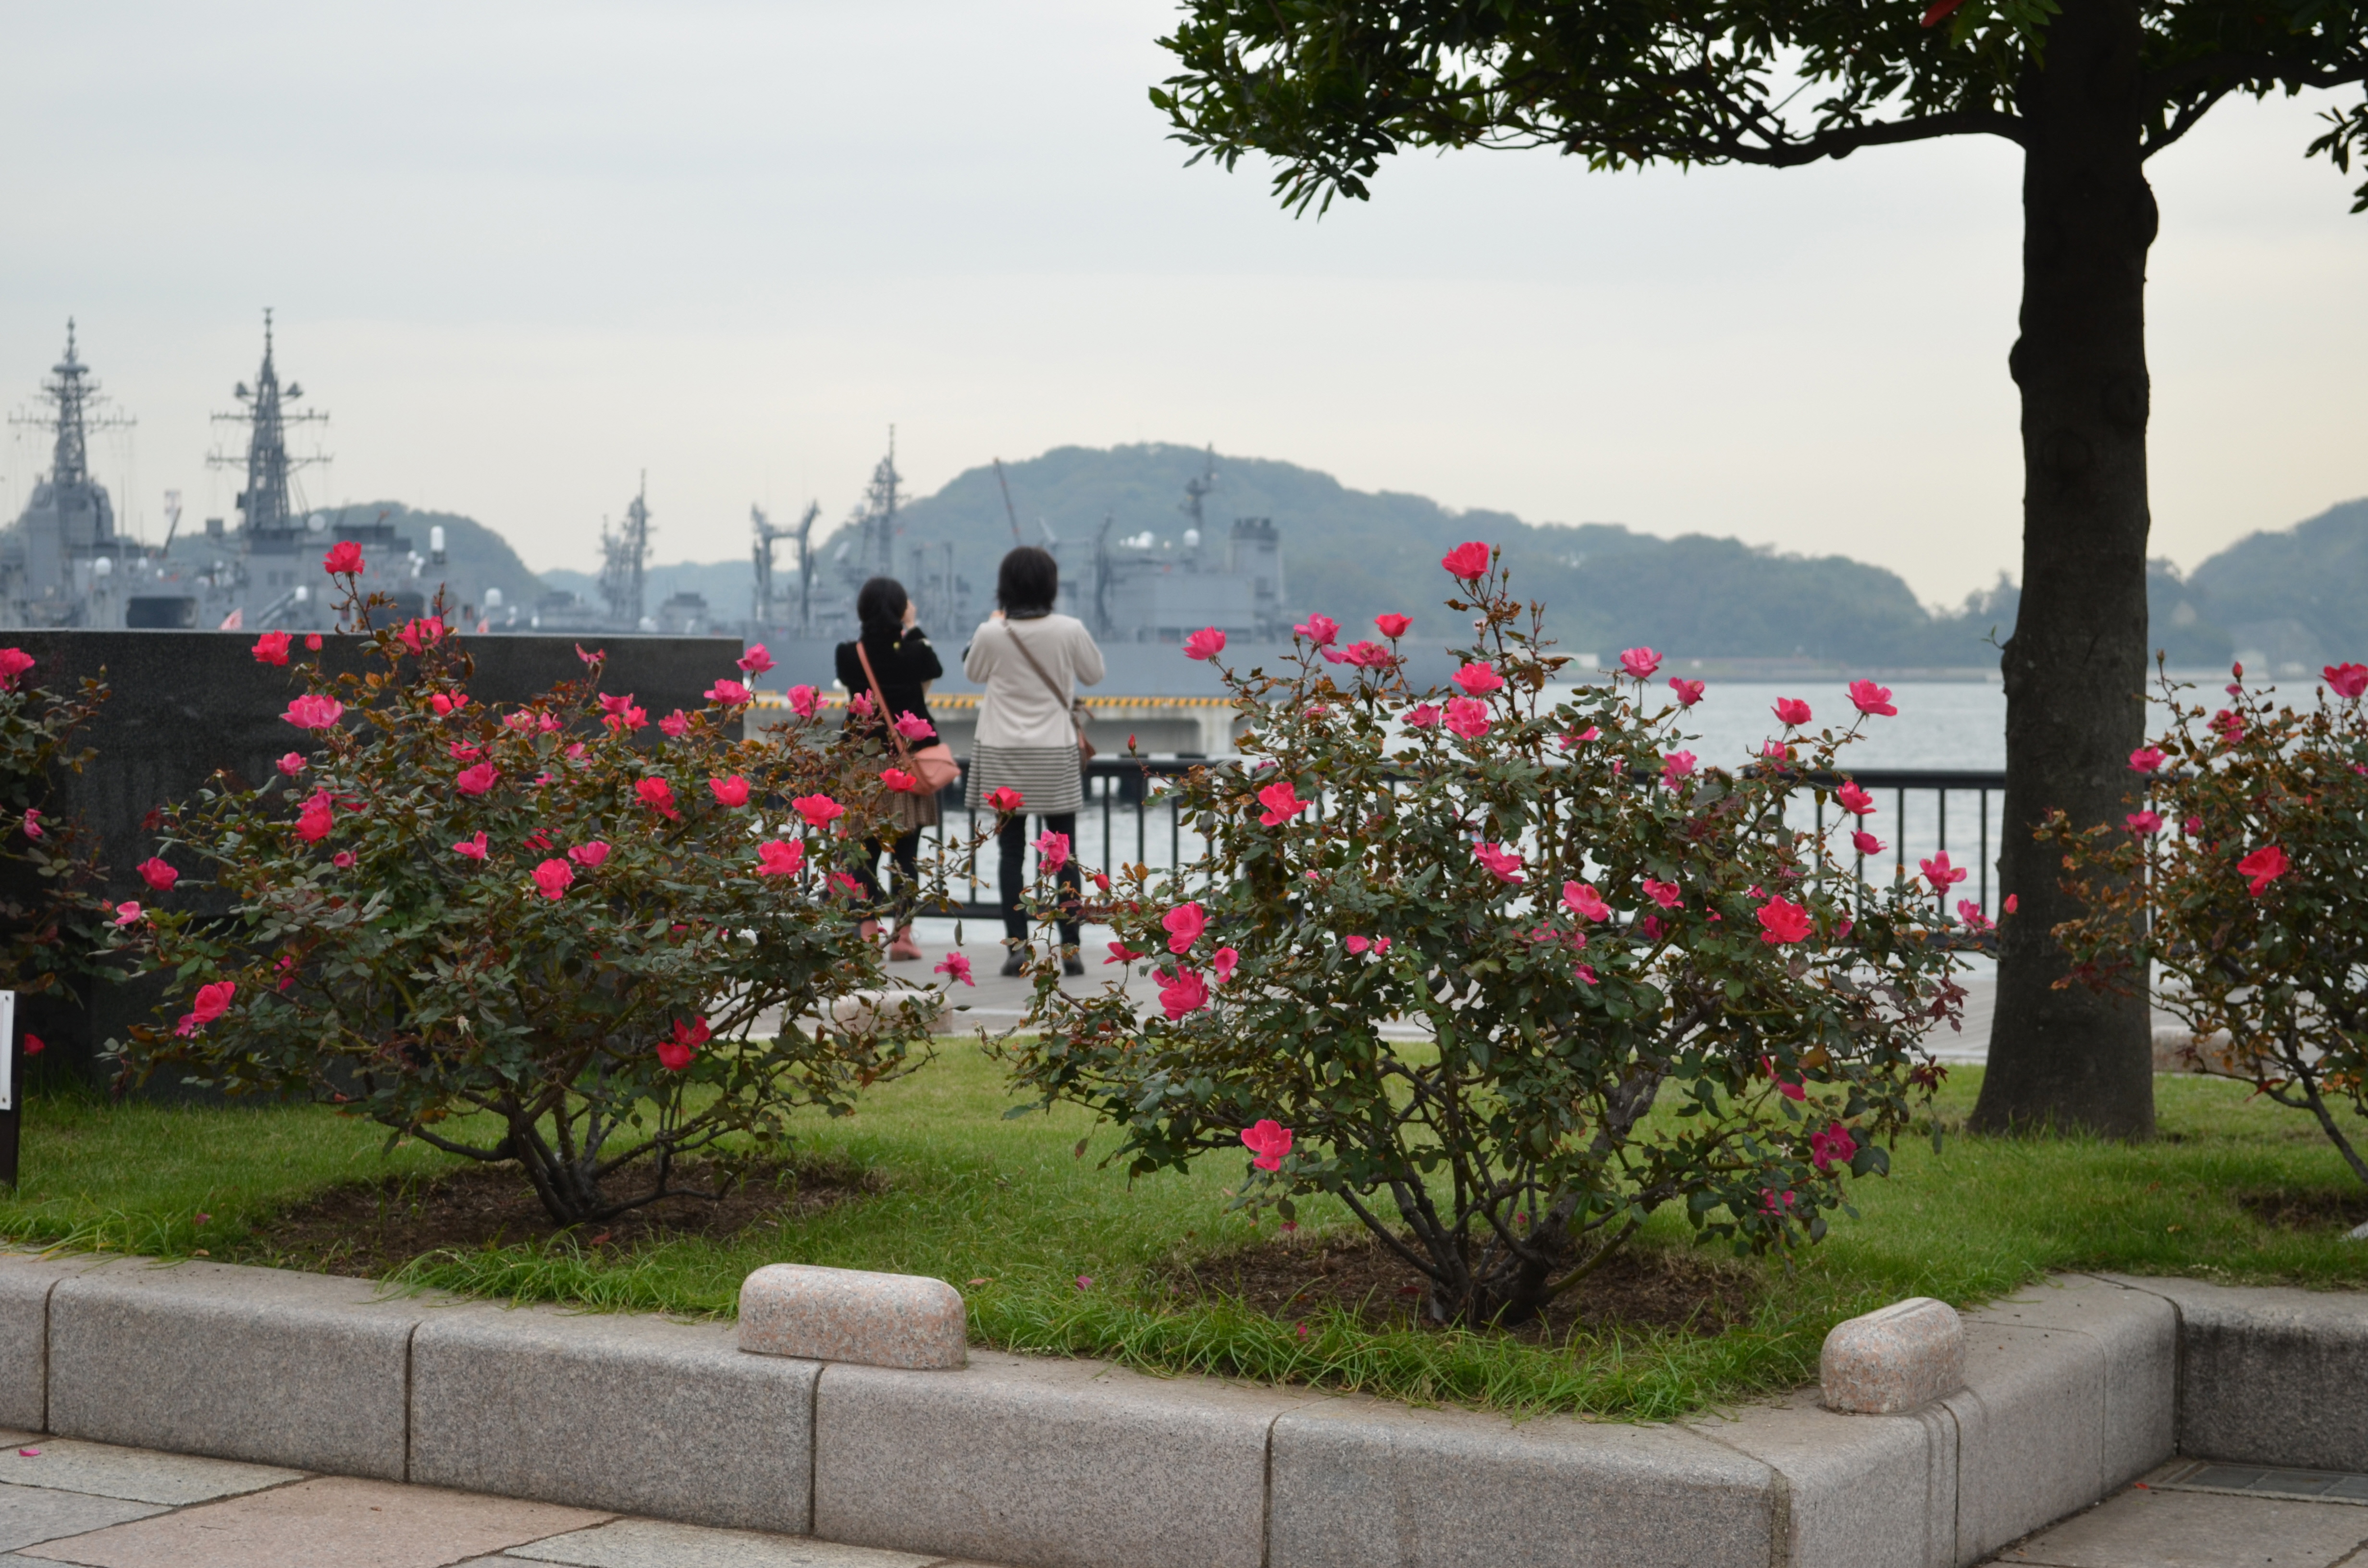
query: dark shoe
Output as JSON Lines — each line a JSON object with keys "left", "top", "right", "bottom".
{"left": 1061, "top": 947, "right": 1085, "bottom": 978}
{"left": 1000, "top": 945, "right": 1028, "bottom": 978}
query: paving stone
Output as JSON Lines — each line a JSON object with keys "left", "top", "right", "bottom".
{"left": 1988, "top": 1483, "right": 2368, "bottom": 1567}
{"left": 1819, "top": 1297, "right": 1965, "bottom": 1414}
{"left": 0, "top": 1483, "right": 167, "bottom": 1555}
{"left": 46, "top": 1260, "right": 439, "bottom": 1480}
{"left": 1947, "top": 1319, "right": 2110, "bottom": 1563}
{"left": 11, "top": 1474, "right": 609, "bottom": 1568}
{"left": 2099, "top": 1274, "right": 2368, "bottom": 1473}
{"left": 506, "top": 1516, "right": 943, "bottom": 1566}
{"left": 0, "top": 1437, "right": 301, "bottom": 1505}
{"left": 1269, "top": 1395, "right": 1776, "bottom": 1568}
{"left": 1972, "top": 1275, "right": 2177, "bottom": 1491}
{"left": 814, "top": 1349, "right": 1313, "bottom": 1568}
{"left": 411, "top": 1303, "right": 819, "bottom": 1535}
{"left": 739, "top": 1264, "right": 966, "bottom": 1371}
{"left": 1685, "top": 1388, "right": 1956, "bottom": 1568}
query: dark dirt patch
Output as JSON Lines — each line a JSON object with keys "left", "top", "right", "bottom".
{"left": 2237, "top": 1186, "right": 2368, "bottom": 1234}
{"left": 1167, "top": 1229, "right": 1759, "bottom": 1342}
{"left": 231, "top": 1155, "right": 883, "bottom": 1278}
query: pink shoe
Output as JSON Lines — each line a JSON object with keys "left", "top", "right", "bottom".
{"left": 888, "top": 924, "right": 922, "bottom": 962}
{"left": 859, "top": 919, "right": 880, "bottom": 945}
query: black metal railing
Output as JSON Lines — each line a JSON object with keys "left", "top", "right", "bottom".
{"left": 908, "top": 758, "right": 2010, "bottom": 930}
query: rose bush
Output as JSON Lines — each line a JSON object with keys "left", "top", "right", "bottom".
{"left": 0, "top": 649, "right": 113, "bottom": 1020}
{"left": 104, "top": 562, "right": 973, "bottom": 1225}
{"left": 1005, "top": 547, "right": 1966, "bottom": 1328}
{"left": 2054, "top": 659, "right": 2368, "bottom": 1187}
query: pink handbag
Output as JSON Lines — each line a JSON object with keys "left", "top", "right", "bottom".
{"left": 856, "top": 643, "right": 960, "bottom": 793}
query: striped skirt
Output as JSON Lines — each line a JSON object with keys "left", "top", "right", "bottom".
{"left": 965, "top": 743, "right": 1084, "bottom": 815}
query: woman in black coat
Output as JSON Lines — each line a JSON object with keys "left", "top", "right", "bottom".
{"left": 835, "top": 576, "right": 943, "bottom": 960}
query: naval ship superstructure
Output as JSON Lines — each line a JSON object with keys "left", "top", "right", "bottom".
{"left": 0, "top": 315, "right": 437, "bottom": 633}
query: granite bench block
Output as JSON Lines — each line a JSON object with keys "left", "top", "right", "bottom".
{"left": 411, "top": 1303, "right": 820, "bottom": 1534}
{"left": 2101, "top": 1273, "right": 2368, "bottom": 1471}
{"left": 1820, "top": 1298, "right": 1965, "bottom": 1415}
{"left": 0, "top": 1253, "right": 108, "bottom": 1433}
{"left": 814, "top": 1349, "right": 1314, "bottom": 1568}
{"left": 1685, "top": 1390, "right": 1956, "bottom": 1568}
{"left": 739, "top": 1264, "right": 966, "bottom": 1371}
{"left": 1268, "top": 1398, "right": 1776, "bottom": 1568}
{"left": 1968, "top": 1274, "right": 2176, "bottom": 1489}
{"left": 46, "top": 1258, "right": 432, "bottom": 1478}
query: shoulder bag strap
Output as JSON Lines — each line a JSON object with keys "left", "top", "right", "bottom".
{"left": 1002, "top": 623, "right": 1086, "bottom": 743}
{"left": 853, "top": 641, "right": 915, "bottom": 762}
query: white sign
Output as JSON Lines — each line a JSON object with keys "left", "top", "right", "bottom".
{"left": 0, "top": 990, "right": 13, "bottom": 1112}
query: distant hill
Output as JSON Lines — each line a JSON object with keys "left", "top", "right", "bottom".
{"left": 350, "top": 450, "right": 2368, "bottom": 672}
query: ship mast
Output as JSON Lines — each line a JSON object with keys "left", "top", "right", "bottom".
{"left": 208, "top": 310, "right": 328, "bottom": 543}
{"left": 600, "top": 475, "right": 654, "bottom": 628}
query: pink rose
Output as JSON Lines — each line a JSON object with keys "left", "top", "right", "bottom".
{"left": 1294, "top": 613, "right": 1339, "bottom": 647}
{"left": 2325, "top": 662, "right": 2368, "bottom": 700}
{"left": 893, "top": 711, "right": 937, "bottom": 742}
{"left": 1668, "top": 677, "right": 1705, "bottom": 707}
{"left": 1642, "top": 879, "right": 1682, "bottom": 910}
{"left": 532, "top": 858, "right": 574, "bottom": 900}
{"left": 1444, "top": 697, "right": 1491, "bottom": 739}
{"left": 568, "top": 841, "right": 610, "bottom": 869}
{"left": 1562, "top": 881, "right": 1610, "bottom": 922}
{"left": 788, "top": 685, "right": 822, "bottom": 719}
{"left": 137, "top": 857, "right": 179, "bottom": 893}
{"left": 710, "top": 774, "right": 752, "bottom": 807}
{"left": 705, "top": 678, "right": 751, "bottom": 706}
{"left": 1212, "top": 946, "right": 1239, "bottom": 981}
{"left": 1162, "top": 901, "right": 1207, "bottom": 954}
{"left": 0, "top": 648, "right": 34, "bottom": 688}
{"left": 1810, "top": 1122, "right": 1858, "bottom": 1174}
{"left": 879, "top": 768, "right": 919, "bottom": 794}
{"left": 277, "top": 752, "right": 306, "bottom": 776}
{"left": 2238, "top": 845, "right": 2288, "bottom": 897}
{"left": 738, "top": 644, "right": 776, "bottom": 675}
{"left": 1773, "top": 698, "right": 1811, "bottom": 726}
{"left": 283, "top": 694, "right": 344, "bottom": 730}
{"left": 986, "top": 786, "right": 1023, "bottom": 814}
{"left": 637, "top": 777, "right": 680, "bottom": 820}
{"left": 1374, "top": 613, "right": 1412, "bottom": 639}
{"left": 1183, "top": 627, "right": 1226, "bottom": 661}
{"left": 1440, "top": 541, "right": 1491, "bottom": 580}
{"left": 2128, "top": 746, "right": 2166, "bottom": 772}
{"left": 1472, "top": 841, "right": 1525, "bottom": 883}
{"left": 1454, "top": 662, "right": 1505, "bottom": 697}
{"left": 322, "top": 540, "right": 363, "bottom": 575}
{"left": 252, "top": 631, "right": 291, "bottom": 666}
{"left": 1848, "top": 680, "right": 1897, "bottom": 717}
{"left": 1836, "top": 781, "right": 1876, "bottom": 816}
{"left": 1035, "top": 831, "right": 1070, "bottom": 875}
{"left": 2125, "top": 810, "right": 2162, "bottom": 836}
{"left": 1256, "top": 781, "right": 1306, "bottom": 826}
{"left": 936, "top": 951, "right": 975, "bottom": 987}
{"left": 1755, "top": 896, "right": 1812, "bottom": 945}
{"left": 754, "top": 839, "right": 804, "bottom": 876}
{"left": 1240, "top": 1118, "right": 1294, "bottom": 1171}
{"left": 1851, "top": 830, "right": 1885, "bottom": 858}
{"left": 456, "top": 762, "right": 500, "bottom": 797}
{"left": 452, "top": 832, "right": 489, "bottom": 860}
{"left": 1404, "top": 704, "right": 1443, "bottom": 729}
{"left": 1618, "top": 647, "right": 1661, "bottom": 680}
{"left": 1919, "top": 851, "right": 1968, "bottom": 895}
{"left": 659, "top": 709, "right": 691, "bottom": 738}
{"left": 1661, "top": 750, "right": 1697, "bottom": 783}
{"left": 1157, "top": 966, "right": 1210, "bottom": 1020}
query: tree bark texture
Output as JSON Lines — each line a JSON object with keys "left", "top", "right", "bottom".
{"left": 1974, "top": 0, "right": 2158, "bottom": 1138}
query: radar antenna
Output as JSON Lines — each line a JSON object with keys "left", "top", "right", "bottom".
{"left": 207, "top": 310, "right": 328, "bottom": 544}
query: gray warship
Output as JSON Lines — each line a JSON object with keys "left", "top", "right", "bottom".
{"left": 1, "top": 314, "right": 445, "bottom": 633}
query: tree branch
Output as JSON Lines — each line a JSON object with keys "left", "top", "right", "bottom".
{"left": 1697, "top": 108, "right": 2026, "bottom": 168}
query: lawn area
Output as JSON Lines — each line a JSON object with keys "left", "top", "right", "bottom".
{"left": 4, "top": 1050, "right": 2365, "bottom": 1421}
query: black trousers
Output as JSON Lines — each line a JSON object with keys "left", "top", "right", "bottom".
{"left": 856, "top": 831, "right": 922, "bottom": 925}
{"left": 999, "top": 810, "right": 1081, "bottom": 946}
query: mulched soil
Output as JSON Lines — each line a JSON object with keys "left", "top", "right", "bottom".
{"left": 231, "top": 1155, "right": 883, "bottom": 1278}
{"left": 2236, "top": 1186, "right": 2368, "bottom": 1235}
{"left": 1167, "top": 1227, "right": 1760, "bottom": 1342}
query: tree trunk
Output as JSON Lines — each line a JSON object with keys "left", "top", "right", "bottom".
{"left": 1973, "top": 0, "right": 2158, "bottom": 1138}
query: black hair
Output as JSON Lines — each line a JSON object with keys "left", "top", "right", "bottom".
{"left": 996, "top": 546, "right": 1059, "bottom": 616}
{"left": 856, "top": 576, "right": 909, "bottom": 643}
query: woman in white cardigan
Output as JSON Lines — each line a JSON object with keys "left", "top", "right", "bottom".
{"left": 963, "top": 546, "right": 1105, "bottom": 975}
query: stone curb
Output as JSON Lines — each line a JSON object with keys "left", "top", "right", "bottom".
{"left": 0, "top": 1253, "right": 2359, "bottom": 1568}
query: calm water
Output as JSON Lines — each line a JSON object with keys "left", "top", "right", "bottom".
{"left": 1599, "top": 680, "right": 2007, "bottom": 773}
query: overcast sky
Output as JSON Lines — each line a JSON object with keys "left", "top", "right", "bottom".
{"left": 2, "top": 1, "right": 2362, "bottom": 606}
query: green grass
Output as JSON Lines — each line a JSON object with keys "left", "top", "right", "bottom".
{"left": 4, "top": 1054, "right": 2365, "bottom": 1420}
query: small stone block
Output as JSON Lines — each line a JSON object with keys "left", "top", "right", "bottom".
{"left": 827, "top": 992, "right": 951, "bottom": 1036}
{"left": 739, "top": 1265, "right": 965, "bottom": 1371}
{"left": 1820, "top": 1297, "right": 1965, "bottom": 1414}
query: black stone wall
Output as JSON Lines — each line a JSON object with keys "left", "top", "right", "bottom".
{"left": 0, "top": 630, "right": 744, "bottom": 1093}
